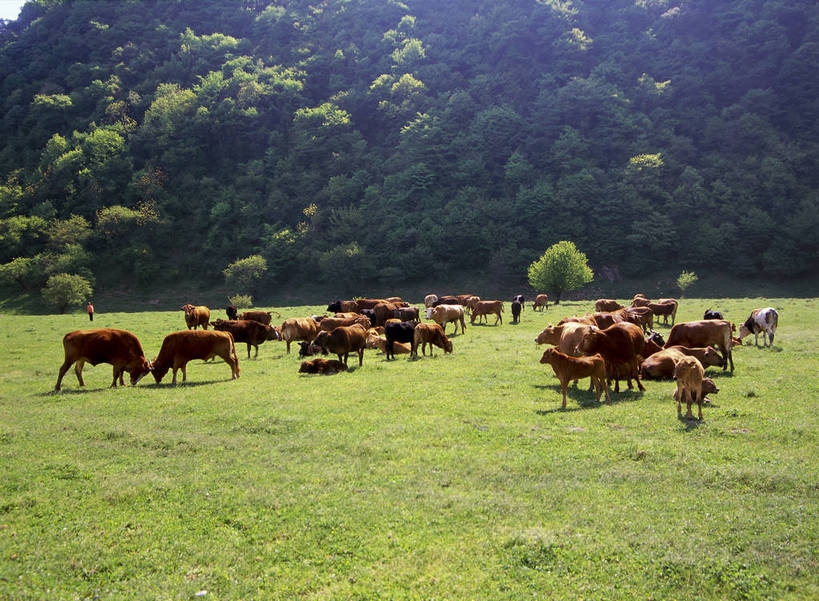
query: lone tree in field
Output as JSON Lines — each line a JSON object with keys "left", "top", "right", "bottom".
{"left": 42, "top": 273, "right": 92, "bottom": 314}
{"left": 677, "top": 270, "right": 698, "bottom": 297}
{"left": 223, "top": 255, "right": 267, "bottom": 296}
{"left": 528, "top": 241, "right": 594, "bottom": 304}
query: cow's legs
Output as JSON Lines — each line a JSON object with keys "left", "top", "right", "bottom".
{"left": 56, "top": 360, "right": 74, "bottom": 391}
{"left": 74, "top": 359, "right": 86, "bottom": 387}
{"left": 357, "top": 348, "right": 364, "bottom": 366}
{"left": 559, "top": 378, "right": 568, "bottom": 409}
{"left": 111, "top": 366, "right": 122, "bottom": 388}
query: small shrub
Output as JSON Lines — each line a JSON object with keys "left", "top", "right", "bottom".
{"left": 228, "top": 294, "right": 253, "bottom": 308}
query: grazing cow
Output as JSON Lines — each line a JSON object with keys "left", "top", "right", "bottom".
{"left": 532, "top": 294, "right": 549, "bottom": 311}
{"left": 539, "top": 348, "right": 610, "bottom": 409}
{"left": 511, "top": 300, "right": 522, "bottom": 324}
{"left": 639, "top": 345, "right": 725, "bottom": 379}
{"left": 413, "top": 323, "right": 453, "bottom": 357}
{"left": 385, "top": 321, "right": 417, "bottom": 360}
{"left": 595, "top": 299, "right": 624, "bottom": 312}
{"left": 182, "top": 304, "right": 210, "bottom": 330}
{"left": 665, "top": 320, "right": 734, "bottom": 371}
{"left": 673, "top": 377, "right": 719, "bottom": 405}
{"left": 703, "top": 309, "right": 724, "bottom": 320}
{"left": 226, "top": 305, "right": 238, "bottom": 320}
{"left": 366, "top": 333, "right": 411, "bottom": 355}
{"left": 464, "top": 296, "right": 482, "bottom": 313}
{"left": 738, "top": 307, "right": 779, "bottom": 347}
{"left": 424, "top": 294, "right": 438, "bottom": 308}
{"left": 649, "top": 299, "right": 678, "bottom": 326}
{"left": 327, "top": 300, "right": 359, "bottom": 313}
{"left": 312, "top": 324, "right": 367, "bottom": 366}
{"left": 55, "top": 328, "right": 152, "bottom": 391}
{"left": 355, "top": 298, "right": 389, "bottom": 311}
{"left": 152, "top": 330, "right": 240, "bottom": 384}
{"left": 394, "top": 306, "right": 420, "bottom": 322}
{"left": 280, "top": 317, "right": 320, "bottom": 354}
{"left": 673, "top": 356, "right": 705, "bottom": 420}
{"left": 470, "top": 300, "right": 504, "bottom": 325}
{"left": 320, "top": 315, "right": 372, "bottom": 332}
{"left": 237, "top": 310, "right": 274, "bottom": 325}
{"left": 428, "top": 304, "right": 466, "bottom": 335}
{"left": 577, "top": 322, "right": 646, "bottom": 392}
{"left": 534, "top": 322, "right": 595, "bottom": 356}
{"left": 210, "top": 319, "right": 281, "bottom": 358}
{"left": 298, "top": 340, "right": 326, "bottom": 358}
{"left": 298, "top": 358, "right": 347, "bottom": 375}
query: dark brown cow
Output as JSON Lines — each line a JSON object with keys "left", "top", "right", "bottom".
{"left": 55, "top": 329, "right": 152, "bottom": 391}
{"left": 539, "top": 348, "right": 610, "bottom": 409}
{"left": 152, "top": 330, "right": 240, "bottom": 384}
{"left": 665, "top": 320, "right": 734, "bottom": 371}
{"left": 327, "top": 300, "right": 359, "bottom": 313}
{"left": 281, "top": 317, "right": 321, "bottom": 354}
{"left": 648, "top": 300, "right": 678, "bottom": 326}
{"left": 595, "top": 299, "right": 624, "bottom": 312}
{"left": 393, "top": 306, "right": 420, "bottom": 322}
{"left": 237, "top": 310, "right": 275, "bottom": 325}
{"left": 312, "top": 324, "right": 367, "bottom": 366}
{"left": 624, "top": 306, "right": 654, "bottom": 333}
{"left": 182, "top": 304, "right": 210, "bottom": 330}
{"left": 210, "top": 319, "right": 281, "bottom": 358}
{"left": 412, "top": 323, "right": 452, "bottom": 357}
{"left": 298, "top": 358, "right": 347, "bottom": 375}
{"left": 577, "top": 322, "right": 646, "bottom": 392}
{"left": 355, "top": 298, "right": 389, "bottom": 311}
{"left": 320, "top": 315, "right": 372, "bottom": 332}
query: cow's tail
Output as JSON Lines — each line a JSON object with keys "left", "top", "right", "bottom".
{"left": 228, "top": 334, "right": 240, "bottom": 378}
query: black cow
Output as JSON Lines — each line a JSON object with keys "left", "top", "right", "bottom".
{"left": 432, "top": 296, "right": 459, "bottom": 307}
{"left": 326, "top": 300, "right": 342, "bottom": 313}
{"left": 385, "top": 321, "right": 417, "bottom": 360}
{"left": 360, "top": 308, "right": 376, "bottom": 324}
{"left": 511, "top": 300, "right": 522, "bottom": 324}
{"left": 703, "top": 309, "right": 724, "bottom": 320}
{"left": 226, "top": 305, "right": 238, "bottom": 320}
{"left": 512, "top": 294, "right": 525, "bottom": 311}
{"left": 298, "top": 341, "right": 327, "bottom": 358}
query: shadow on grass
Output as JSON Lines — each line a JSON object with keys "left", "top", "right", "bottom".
{"left": 677, "top": 413, "right": 704, "bottom": 430}
{"left": 533, "top": 383, "right": 642, "bottom": 414}
{"left": 144, "top": 379, "right": 235, "bottom": 388}
{"left": 707, "top": 370, "right": 735, "bottom": 379}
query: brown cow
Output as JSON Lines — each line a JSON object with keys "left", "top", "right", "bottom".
{"left": 631, "top": 295, "right": 651, "bottom": 308}
{"left": 55, "top": 328, "right": 152, "bottom": 391}
{"left": 371, "top": 302, "right": 399, "bottom": 327}
{"left": 639, "top": 345, "right": 725, "bottom": 379}
{"left": 413, "top": 323, "right": 453, "bottom": 357}
{"left": 298, "top": 358, "right": 347, "bottom": 375}
{"left": 366, "top": 333, "right": 411, "bottom": 355}
{"left": 532, "top": 294, "right": 549, "bottom": 311}
{"left": 210, "top": 319, "right": 281, "bottom": 358}
{"left": 534, "top": 322, "right": 594, "bottom": 356}
{"left": 624, "top": 306, "right": 654, "bottom": 333}
{"left": 237, "top": 310, "right": 275, "bottom": 325}
{"left": 673, "top": 376, "right": 719, "bottom": 405}
{"left": 428, "top": 304, "right": 466, "bottom": 335}
{"left": 595, "top": 299, "right": 624, "bottom": 312}
{"left": 393, "top": 306, "right": 420, "bottom": 322}
{"left": 673, "top": 355, "right": 705, "bottom": 420}
{"left": 312, "top": 324, "right": 367, "bottom": 366}
{"left": 182, "top": 304, "right": 210, "bottom": 330}
{"left": 281, "top": 317, "right": 321, "bottom": 354}
{"left": 152, "top": 330, "right": 240, "bottom": 384}
{"left": 320, "top": 315, "right": 372, "bottom": 332}
{"left": 355, "top": 298, "right": 389, "bottom": 311}
{"left": 540, "top": 348, "right": 610, "bottom": 409}
{"left": 577, "top": 322, "right": 646, "bottom": 392}
{"left": 327, "top": 300, "right": 359, "bottom": 313}
{"left": 648, "top": 300, "right": 678, "bottom": 326}
{"left": 665, "top": 320, "right": 734, "bottom": 371}
{"left": 470, "top": 300, "right": 504, "bottom": 325}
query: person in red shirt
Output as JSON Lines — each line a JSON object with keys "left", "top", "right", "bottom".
{"left": 87, "top": 302, "right": 94, "bottom": 321}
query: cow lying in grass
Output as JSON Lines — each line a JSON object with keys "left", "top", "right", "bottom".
{"left": 298, "top": 358, "right": 347, "bottom": 375}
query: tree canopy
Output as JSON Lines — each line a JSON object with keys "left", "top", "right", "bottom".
{"left": 0, "top": 0, "right": 817, "bottom": 298}
{"left": 528, "top": 241, "right": 594, "bottom": 303}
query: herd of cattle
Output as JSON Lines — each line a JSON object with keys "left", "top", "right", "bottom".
{"left": 53, "top": 293, "right": 780, "bottom": 420}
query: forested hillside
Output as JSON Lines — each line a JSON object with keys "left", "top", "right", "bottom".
{"left": 1, "top": 0, "right": 817, "bottom": 299}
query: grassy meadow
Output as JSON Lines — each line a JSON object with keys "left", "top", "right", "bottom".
{"left": 0, "top": 297, "right": 817, "bottom": 600}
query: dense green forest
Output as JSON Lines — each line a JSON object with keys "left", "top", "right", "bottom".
{"left": 1, "top": 0, "right": 817, "bottom": 300}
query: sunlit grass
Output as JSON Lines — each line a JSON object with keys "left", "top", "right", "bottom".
{"left": 0, "top": 297, "right": 816, "bottom": 600}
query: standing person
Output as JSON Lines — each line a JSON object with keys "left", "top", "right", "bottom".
{"left": 87, "top": 301, "right": 94, "bottom": 321}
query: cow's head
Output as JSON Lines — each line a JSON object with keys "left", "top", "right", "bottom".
{"left": 442, "top": 336, "right": 453, "bottom": 354}
{"left": 701, "top": 377, "right": 719, "bottom": 397}
{"left": 702, "top": 346, "right": 725, "bottom": 367}
{"left": 534, "top": 324, "right": 559, "bottom": 345}
{"left": 646, "top": 330, "right": 665, "bottom": 347}
{"left": 326, "top": 301, "right": 341, "bottom": 313}
{"left": 130, "top": 357, "right": 153, "bottom": 385}
{"left": 539, "top": 348, "right": 556, "bottom": 365}
{"left": 737, "top": 323, "right": 752, "bottom": 339}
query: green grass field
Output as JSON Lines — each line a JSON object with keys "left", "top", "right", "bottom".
{"left": 1, "top": 297, "right": 816, "bottom": 600}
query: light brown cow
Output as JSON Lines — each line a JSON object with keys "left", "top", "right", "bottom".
{"left": 366, "top": 334, "right": 411, "bottom": 355}
{"left": 428, "top": 304, "right": 466, "bottom": 335}
{"left": 312, "top": 324, "right": 367, "bottom": 366}
{"left": 281, "top": 317, "right": 320, "bottom": 353}
{"left": 539, "top": 348, "right": 610, "bottom": 409}
{"left": 55, "top": 328, "right": 152, "bottom": 391}
{"left": 595, "top": 299, "right": 624, "bottom": 312}
{"left": 649, "top": 299, "right": 678, "bottom": 326}
{"left": 631, "top": 295, "right": 651, "bottom": 308}
{"left": 665, "top": 320, "right": 734, "bottom": 371}
{"left": 237, "top": 310, "right": 275, "bottom": 325}
{"left": 182, "top": 304, "right": 210, "bottom": 330}
{"left": 532, "top": 294, "right": 549, "bottom": 311}
{"left": 673, "top": 355, "right": 705, "bottom": 420}
{"left": 152, "top": 330, "right": 240, "bottom": 384}
{"left": 639, "top": 345, "right": 724, "bottom": 379}
{"left": 320, "top": 315, "right": 372, "bottom": 332}
{"left": 673, "top": 376, "right": 719, "bottom": 405}
{"left": 470, "top": 300, "right": 504, "bottom": 325}
{"left": 534, "top": 322, "right": 595, "bottom": 356}
{"left": 413, "top": 323, "right": 453, "bottom": 357}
